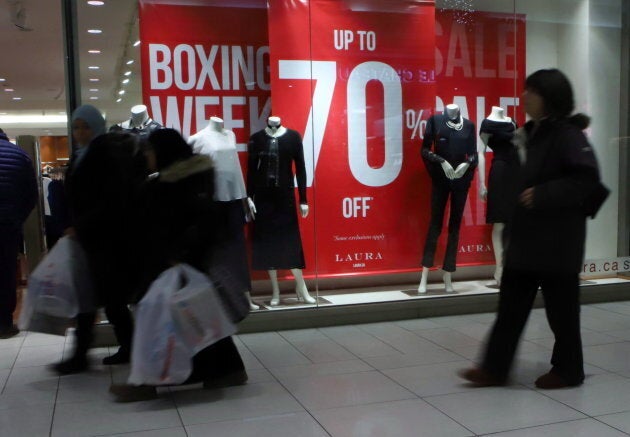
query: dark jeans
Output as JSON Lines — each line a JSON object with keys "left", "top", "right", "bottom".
{"left": 482, "top": 268, "right": 584, "bottom": 385}
{"left": 0, "top": 229, "right": 20, "bottom": 328}
{"left": 421, "top": 183, "right": 469, "bottom": 272}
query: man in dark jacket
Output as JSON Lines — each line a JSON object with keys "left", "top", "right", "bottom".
{"left": 0, "top": 128, "right": 38, "bottom": 338}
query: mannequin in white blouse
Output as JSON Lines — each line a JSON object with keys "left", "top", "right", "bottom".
{"left": 189, "top": 116, "right": 259, "bottom": 310}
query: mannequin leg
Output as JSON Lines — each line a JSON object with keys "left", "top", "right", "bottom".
{"left": 442, "top": 188, "right": 468, "bottom": 272}
{"left": 443, "top": 271, "right": 454, "bottom": 292}
{"left": 245, "top": 291, "right": 260, "bottom": 311}
{"left": 268, "top": 270, "right": 281, "bottom": 306}
{"left": 291, "top": 268, "right": 316, "bottom": 304}
{"left": 418, "top": 267, "right": 429, "bottom": 294}
{"left": 421, "top": 184, "right": 449, "bottom": 269}
{"left": 491, "top": 223, "right": 505, "bottom": 286}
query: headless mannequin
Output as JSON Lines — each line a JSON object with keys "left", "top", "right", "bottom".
{"left": 130, "top": 104, "right": 150, "bottom": 128}
{"left": 264, "top": 116, "right": 314, "bottom": 306}
{"left": 418, "top": 103, "right": 473, "bottom": 294}
{"left": 205, "top": 116, "right": 259, "bottom": 310}
{"left": 478, "top": 106, "right": 512, "bottom": 286}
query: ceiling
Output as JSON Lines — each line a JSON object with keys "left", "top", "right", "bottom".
{"left": 0, "top": 0, "right": 140, "bottom": 138}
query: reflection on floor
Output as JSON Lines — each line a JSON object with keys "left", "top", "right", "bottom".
{"left": 4, "top": 300, "right": 630, "bottom": 435}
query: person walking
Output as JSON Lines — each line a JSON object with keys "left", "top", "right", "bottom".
{"left": 52, "top": 105, "right": 145, "bottom": 374}
{"left": 110, "top": 128, "right": 247, "bottom": 402}
{"left": 0, "top": 128, "right": 38, "bottom": 339}
{"left": 460, "top": 69, "right": 606, "bottom": 389}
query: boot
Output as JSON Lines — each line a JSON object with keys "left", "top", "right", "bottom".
{"left": 51, "top": 311, "right": 95, "bottom": 375}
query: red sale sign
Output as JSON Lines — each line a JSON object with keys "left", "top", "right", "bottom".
{"left": 138, "top": 0, "right": 526, "bottom": 280}
{"left": 139, "top": 1, "right": 271, "bottom": 149}
{"left": 267, "top": 0, "right": 436, "bottom": 276}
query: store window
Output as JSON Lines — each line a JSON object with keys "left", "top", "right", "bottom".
{"left": 74, "top": 0, "right": 628, "bottom": 312}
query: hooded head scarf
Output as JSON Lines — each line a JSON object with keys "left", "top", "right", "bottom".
{"left": 71, "top": 104, "right": 106, "bottom": 146}
{"left": 147, "top": 128, "right": 193, "bottom": 170}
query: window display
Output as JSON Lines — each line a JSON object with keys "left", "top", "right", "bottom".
{"left": 419, "top": 103, "right": 478, "bottom": 294}
{"left": 477, "top": 106, "right": 518, "bottom": 287}
{"left": 99, "top": 0, "right": 630, "bottom": 311}
{"left": 189, "top": 116, "right": 260, "bottom": 311}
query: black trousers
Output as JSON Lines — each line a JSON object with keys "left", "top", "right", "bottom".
{"left": 0, "top": 229, "right": 19, "bottom": 328}
{"left": 482, "top": 268, "right": 584, "bottom": 385}
{"left": 185, "top": 336, "right": 245, "bottom": 383}
{"left": 421, "top": 183, "right": 469, "bottom": 272}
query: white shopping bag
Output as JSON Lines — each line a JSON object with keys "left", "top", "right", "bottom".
{"left": 170, "top": 264, "right": 237, "bottom": 354}
{"left": 19, "top": 236, "right": 94, "bottom": 334}
{"left": 128, "top": 264, "right": 236, "bottom": 386}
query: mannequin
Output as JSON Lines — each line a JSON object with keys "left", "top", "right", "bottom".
{"left": 189, "top": 116, "right": 259, "bottom": 310}
{"left": 247, "top": 116, "right": 315, "bottom": 306}
{"left": 478, "top": 106, "right": 518, "bottom": 287}
{"left": 110, "top": 104, "right": 163, "bottom": 138}
{"left": 418, "top": 104, "right": 477, "bottom": 294}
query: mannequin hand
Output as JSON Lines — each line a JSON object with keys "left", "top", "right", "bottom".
{"left": 440, "top": 161, "right": 456, "bottom": 179}
{"left": 453, "top": 162, "right": 469, "bottom": 179}
{"left": 479, "top": 185, "right": 488, "bottom": 201}
{"left": 519, "top": 187, "right": 535, "bottom": 209}
{"left": 300, "top": 204, "right": 309, "bottom": 218}
{"left": 246, "top": 197, "right": 256, "bottom": 221}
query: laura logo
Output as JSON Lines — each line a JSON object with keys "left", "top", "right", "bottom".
{"left": 335, "top": 252, "right": 383, "bottom": 262}
{"left": 458, "top": 244, "right": 492, "bottom": 253}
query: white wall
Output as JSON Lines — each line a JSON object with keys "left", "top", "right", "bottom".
{"left": 527, "top": 0, "right": 622, "bottom": 260}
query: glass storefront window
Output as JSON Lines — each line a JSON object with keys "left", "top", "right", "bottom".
{"left": 72, "top": 0, "right": 629, "bottom": 314}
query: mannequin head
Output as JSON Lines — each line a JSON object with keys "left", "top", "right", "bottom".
{"left": 71, "top": 104, "right": 106, "bottom": 148}
{"left": 268, "top": 116, "right": 281, "bottom": 128}
{"left": 445, "top": 104, "right": 460, "bottom": 121}
{"left": 130, "top": 104, "right": 149, "bottom": 126}
{"left": 209, "top": 116, "right": 224, "bottom": 131}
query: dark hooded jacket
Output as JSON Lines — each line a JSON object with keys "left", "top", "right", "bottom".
{"left": 505, "top": 118, "right": 601, "bottom": 273}
{"left": 136, "top": 129, "right": 217, "bottom": 299}
{"left": 0, "top": 131, "right": 38, "bottom": 229}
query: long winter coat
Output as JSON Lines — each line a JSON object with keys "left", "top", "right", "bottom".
{"left": 505, "top": 118, "right": 601, "bottom": 273}
{"left": 137, "top": 154, "right": 217, "bottom": 298}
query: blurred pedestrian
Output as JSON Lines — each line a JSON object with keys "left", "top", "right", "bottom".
{"left": 110, "top": 128, "right": 247, "bottom": 402}
{"left": 0, "top": 128, "right": 38, "bottom": 339}
{"left": 52, "top": 105, "right": 145, "bottom": 374}
{"left": 460, "top": 68, "right": 606, "bottom": 389}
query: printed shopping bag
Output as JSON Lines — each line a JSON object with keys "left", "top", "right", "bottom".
{"left": 128, "top": 266, "right": 193, "bottom": 385}
{"left": 170, "top": 264, "right": 237, "bottom": 353}
{"left": 18, "top": 236, "right": 94, "bottom": 335}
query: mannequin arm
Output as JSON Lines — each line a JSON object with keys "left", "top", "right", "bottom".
{"left": 440, "top": 161, "right": 456, "bottom": 179}
{"left": 453, "top": 162, "right": 469, "bottom": 179}
{"left": 299, "top": 203, "right": 309, "bottom": 218}
{"left": 477, "top": 141, "right": 487, "bottom": 200}
{"left": 243, "top": 197, "right": 256, "bottom": 221}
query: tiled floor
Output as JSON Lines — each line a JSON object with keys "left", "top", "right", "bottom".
{"left": 3, "top": 301, "right": 630, "bottom": 436}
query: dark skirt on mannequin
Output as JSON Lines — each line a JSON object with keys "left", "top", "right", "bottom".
{"left": 486, "top": 158, "right": 512, "bottom": 223}
{"left": 211, "top": 199, "right": 251, "bottom": 293}
{"left": 251, "top": 187, "right": 305, "bottom": 270}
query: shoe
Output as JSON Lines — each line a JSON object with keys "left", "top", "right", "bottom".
{"left": 202, "top": 369, "right": 248, "bottom": 390}
{"left": 109, "top": 384, "right": 158, "bottom": 402}
{"left": 51, "top": 355, "right": 89, "bottom": 375}
{"left": 102, "top": 349, "right": 130, "bottom": 365}
{"left": 534, "top": 372, "right": 580, "bottom": 389}
{"left": 0, "top": 324, "right": 19, "bottom": 339}
{"left": 458, "top": 367, "right": 505, "bottom": 387}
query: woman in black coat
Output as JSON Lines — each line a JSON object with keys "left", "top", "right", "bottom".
{"left": 52, "top": 107, "right": 146, "bottom": 374}
{"left": 110, "top": 128, "right": 247, "bottom": 402}
{"left": 460, "top": 69, "right": 605, "bottom": 389}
